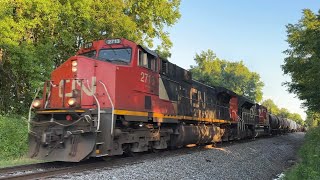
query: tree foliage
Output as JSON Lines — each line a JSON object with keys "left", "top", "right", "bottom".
{"left": 278, "top": 108, "right": 290, "bottom": 119}
{"left": 282, "top": 9, "right": 320, "bottom": 112}
{"left": 305, "top": 110, "right": 320, "bottom": 127}
{"left": 190, "top": 49, "right": 264, "bottom": 102}
{"left": 0, "top": 0, "right": 181, "bottom": 114}
{"left": 288, "top": 112, "right": 304, "bottom": 125}
{"left": 261, "top": 99, "right": 280, "bottom": 115}
{"left": 261, "top": 98, "right": 304, "bottom": 125}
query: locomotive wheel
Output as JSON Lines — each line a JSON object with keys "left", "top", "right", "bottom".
{"left": 151, "top": 148, "right": 165, "bottom": 153}
{"left": 122, "top": 144, "right": 137, "bottom": 157}
{"left": 124, "top": 150, "right": 138, "bottom": 157}
{"left": 101, "top": 156, "right": 116, "bottom": 161}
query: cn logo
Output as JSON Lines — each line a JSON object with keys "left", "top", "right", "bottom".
{"left": 59, "top": 77, "right": 96, "bottom": 98}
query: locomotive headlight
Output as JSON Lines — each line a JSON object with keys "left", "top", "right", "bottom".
{"left": 71, "top": 66, "right": 77, "bottom": 72}
{"left": 71, "top": 60, "right": 77, "bottom": 72}
{"left": 32, "top": 99, "right": 42, "bottom": 108}
{"left": 67, "top": 98, "right": 77, "bottom": 107}
{"left": 72, "top": 61, "right": 77, "bottom": 67}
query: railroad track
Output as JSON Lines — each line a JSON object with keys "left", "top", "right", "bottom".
{"left": 0, "top": 156, "right": 146, "bottom": 180}
{"left": 0, "top": 161, "right": 106, "bottom": 180}
{"left": 0, "top": 135, "right": 278, "bottom": 179}
{"left": 0, "top": 161, "right": 82, "bottom": 180}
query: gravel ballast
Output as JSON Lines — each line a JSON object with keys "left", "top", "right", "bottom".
{"left": 54, "top": 132, "right": 305, "bottom": 180}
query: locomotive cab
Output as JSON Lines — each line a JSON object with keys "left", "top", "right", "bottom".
{"left": 28, "top": 38, "right": 165, "bottom": 161}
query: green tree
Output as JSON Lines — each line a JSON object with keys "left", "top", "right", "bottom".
{"left": 190, "top": 50, "right": 264, "bottom": 102}
{"left": 261, "top": 99, "right": 304, "bottom": 124}
{"left": 278, "top": 108, "right": 290, "bottom": 118}
{"left": 305, "top": 110, "right": 320, "bottom": 127}
{"left": 0, "top": 0, "right": 181, "bottom": 114}
{"left": 288, "top": 113, "right": 304, "bottom": 125}
{"left": 282, "top": 9, "right": 320, "bottom": 112}
{"left": 261, "top": 99, "right": 280, "bottom": 115}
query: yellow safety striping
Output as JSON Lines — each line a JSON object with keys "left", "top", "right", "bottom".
{"left": 114, "top": 109, "right": 233, "bottom": 124}
{"left": 36, "top": 110, "right": 85, "bottom": 113}
{"left": 113, "top": 109, "right": 148, "bottom": 117}
{"left": 36, "top": 109, "right": 235, "bottom": 124}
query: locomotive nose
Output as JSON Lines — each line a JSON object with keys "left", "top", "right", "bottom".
{"left": 29, "top": 119, "right": 96, "bottom": 162}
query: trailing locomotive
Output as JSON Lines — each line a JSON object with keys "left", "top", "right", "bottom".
{"left": 28, "top": 38, "right": 299, "bottom": 162}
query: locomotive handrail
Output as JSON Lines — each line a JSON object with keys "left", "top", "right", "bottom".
{"left": 84, "top": 79, "right": 101, "bottom": 131}
{"left": 92, "top": 93, "right": 101, "bottom": 131}
{"left": 44, "top": 81, "right": 57, "bottom": 108}
{"left": 28, "top": 88, "right": 41, "bottom": 133}
{"left": 99, "top": 80, "right": 114, "bottom": 136}
{"left": 237, "top": 115, "right": 244, "bottom": 131}
{"left": 44, "top": 82, "right": 50, "bottom": 108}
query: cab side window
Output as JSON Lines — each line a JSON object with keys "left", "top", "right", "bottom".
{"left": 138, "top": 50, "right": 157, "bottom": 71}
{"left": 160, "top": 59, "right": 168, "bottom": 75}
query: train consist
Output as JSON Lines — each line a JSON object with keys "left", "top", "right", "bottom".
{"left": 28, "top": 38, "right": 302, "bottom": 162}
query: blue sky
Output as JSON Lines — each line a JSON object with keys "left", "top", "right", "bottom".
{"left": 166, "top": 1, "right": 320, "bottom": 119}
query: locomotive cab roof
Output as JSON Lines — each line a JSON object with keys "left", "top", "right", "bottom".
{"left": 138, "top": 45, "right": 158, "bottom": 58}
{"left": 75, "top": 38, "right": 141, "bottom": 66}
{"left": 238, "top": 96, "right": 255, "bottom": 108}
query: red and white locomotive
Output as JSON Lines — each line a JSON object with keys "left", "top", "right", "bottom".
{"left": 29, "top": 38, "right": 285, "bottom": 162}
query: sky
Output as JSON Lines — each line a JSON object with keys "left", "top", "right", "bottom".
{"left": 164, "top": 0, "right": 320, "bottom": 120}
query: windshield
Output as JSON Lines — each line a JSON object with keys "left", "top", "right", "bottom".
{"left": 79, "top": 50, "right": 96, "bottom": 58}
{"left": 98, "top": 48, "right": 132, "bottom": 64}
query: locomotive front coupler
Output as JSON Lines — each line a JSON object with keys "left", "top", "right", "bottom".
{"left": 41, "top": 127, "right": 65, "bottom": 148}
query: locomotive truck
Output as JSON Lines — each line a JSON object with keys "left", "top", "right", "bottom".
{"left": 28, "top": 38, "right": 295, "bottom": 162}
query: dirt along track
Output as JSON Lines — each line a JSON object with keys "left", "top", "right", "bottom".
{"left": 53, "top": 132, "right": 305, "bottom": 180}
{"left": 0, "top": 132, "right": 305, "bottom": 180}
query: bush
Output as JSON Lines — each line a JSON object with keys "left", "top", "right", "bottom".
{"left": 0, "top": 115, "right": 28, "bottom": 160}
{"left": 285, "top": 127, "right": 320, "bottom": 179}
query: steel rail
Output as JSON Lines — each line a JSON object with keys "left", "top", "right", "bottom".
{"left": 0, "top": 162, "right": 52, "bottom": 175}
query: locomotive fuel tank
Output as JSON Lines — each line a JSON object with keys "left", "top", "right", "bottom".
{"left": 170, "top": 124, "right": 224, "bottom": 148}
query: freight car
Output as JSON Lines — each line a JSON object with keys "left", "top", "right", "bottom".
{"left": 28, "top": 38, "right": 298, "bottom": 162}
{"left": 268, "top": 116, "right": 299, "bottom": 134}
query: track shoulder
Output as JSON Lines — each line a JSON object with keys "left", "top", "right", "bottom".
{"left": 54, "top": 132, "right": 305, "bottom": 180}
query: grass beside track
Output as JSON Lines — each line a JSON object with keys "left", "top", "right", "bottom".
{"left": 0, "top": 157, "right": 42, "bottom": 168}
{"left": 0, "top": 115, "right": 42, "bottom": 167}
{"left": 285, "top": 126, "right": 320, "bottom": 179}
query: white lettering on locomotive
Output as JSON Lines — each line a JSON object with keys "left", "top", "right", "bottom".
{"left": 59, "top": 77, "right": 96, "bottom": 97}
{"left": 140, "top": 72, "right": 156, "bottom": 86}
{"left": 140, "top": 72, "right": 150, "bottom": 83}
